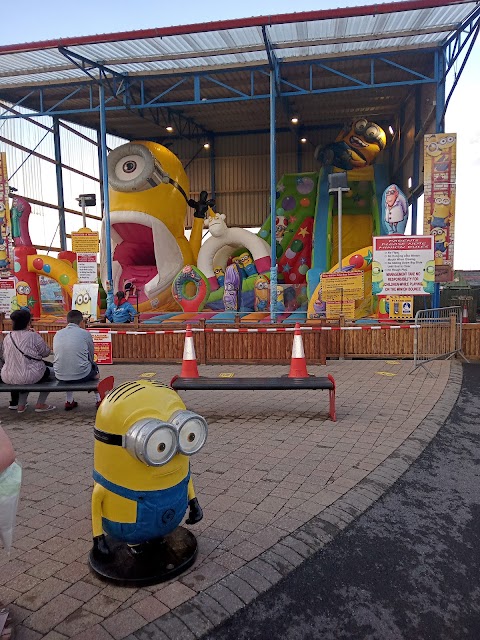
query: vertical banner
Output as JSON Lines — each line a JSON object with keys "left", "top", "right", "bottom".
{"left": 0, "top": 153, "right": 12, "bottom": 277}
{"left": 423, "top": 133, "right": 456, "bottom": 282}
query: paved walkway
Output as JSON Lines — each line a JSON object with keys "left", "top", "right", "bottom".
{"left": 201, "top": 362, "right": 477, "bottom": 640}
{"left": 0, "top": 359, "right": 457, "bottom": 639}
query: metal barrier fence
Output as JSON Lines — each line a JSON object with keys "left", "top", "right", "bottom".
{"left": 413, "top": 306, "right": 468, "bottom": 373}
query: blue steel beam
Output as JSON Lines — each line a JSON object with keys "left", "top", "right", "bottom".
{"left": 0, "top": 49, "right": 442, "bottom": 121}
{"left": 52, "top": 118, "right": 67, "bottom": 250}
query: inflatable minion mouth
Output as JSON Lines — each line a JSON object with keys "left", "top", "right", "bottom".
{"left": 100, "top": 141, "right": 202, "bottom": 309}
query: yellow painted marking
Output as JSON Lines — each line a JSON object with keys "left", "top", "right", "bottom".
{"left": 219, "top": 373, "right": 235, "bottom": 378}
{"left": 376, "top": 371, "right": 397, "bottom": 377}
{"left": 139, "top": 372, "right": 156, "bottom": 378}
{"left": 385, "top": 360, "right": 402, "bottom": 365}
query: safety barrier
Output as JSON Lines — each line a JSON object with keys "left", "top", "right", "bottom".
{"left": 1, "top": 319, "right": 478, "bottom": 363}
{"left": 412, "top": 306, "right": 468, "bottom": 373}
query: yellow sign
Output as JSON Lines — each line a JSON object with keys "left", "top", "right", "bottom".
{"left": 325, "top": 300, "right": 355, "bottom": 320}
{"left": 388, "top": 295, "right": 413, "bottom": 320}
{"left": 321, "top": 271, "right": 364, "bottom": 302}
{"left": 423, "top": 133, "right": 456, "bottom": 277}
{"left": 71, "top": 227, "right": 100, "bottom": 253}
{"left": 219, "top": 373, "right": 234, "bottom": 378}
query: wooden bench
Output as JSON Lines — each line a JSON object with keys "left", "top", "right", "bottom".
{"left": 170, "top": 374, "right": 336, "bottom": 421}
{"left": 0, "top": 376, "right": 115, "bottom": 401}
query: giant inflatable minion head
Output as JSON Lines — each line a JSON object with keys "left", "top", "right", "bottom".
{"left": 315, "top": 118, "right": 386, "bottom": 170}
{"left": 101, "top": 141, "right": 206, "bottom": 312}
{"left": 92, "top": 380, "right": 207, "bottom": 549}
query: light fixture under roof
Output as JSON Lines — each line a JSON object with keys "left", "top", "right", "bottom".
{"left": 291, "top": 117, "right": 299, "bottom": 124}
{"left": 166, "top": 125, "right": 174, "bottom": 132}
{"left": 300, "top": 137, "right": 307, "bottom": 143}
{"left": 388, "top": 125, "right": 395, "bottom": 136}
{"left": 203, "top": 143, "right": 210, "bottom": 149}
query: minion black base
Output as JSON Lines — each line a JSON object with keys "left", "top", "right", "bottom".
{"left": 88, "top": 527, "right": 198, "bottom": 587}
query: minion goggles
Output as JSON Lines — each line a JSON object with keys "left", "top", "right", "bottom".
{"left": 94, "top": 410, "right": 208, "bottom": 466}
{"left": 108, "top": 143, "right": 189, "bottom": 203}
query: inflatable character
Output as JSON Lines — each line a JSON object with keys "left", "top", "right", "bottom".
{"left": 90, "top": 380, "right": 207, "bottom": 581}
{"left": 371, "top": 261, "right": 384, "bottom": 295}
{"left": 213, "top": 266, "right": 225, "bottom": 287}
{"left": 422, "top": 260, "right": 436, "bottom": 294}
{"left": 254, "top": 274, "right": 269, "bottom": 312}
{"left": 275, "top": 215, "right": 289, "bottom": 242}
{"left": 235, "top": 252, "right": 257, "bottom": 278}
{"left": 314, "top": 118, "right": 386, "bottom": 170}
{"left": 197, "top": 212, "right": 270, "bottom": 291}
{"left": 223, "top": 264, "right": 241, "bottom": 311}
{"left": 383, "top": 184, "right": 408, "bottom": 234}
{"left": 101, "top": 141, "right": 211, "bottom": 313}
{"left": 276, "top": 285, "right": 285, "bottom": 313}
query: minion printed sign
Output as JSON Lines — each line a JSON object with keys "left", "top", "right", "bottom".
{"left": 72, "top": 283, "right": 99, "bottom": 320}
{"left": 423, "top": 133, "right": 456, "bottom": 281}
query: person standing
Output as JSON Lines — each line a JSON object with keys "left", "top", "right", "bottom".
{"left": 1, "top": 309, "right": 55, "bottom": 413}
{"left": 53, "top": 309, "right": 101, "bottom": 410}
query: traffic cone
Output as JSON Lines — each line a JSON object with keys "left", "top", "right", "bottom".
{"left": 288, "top": 323, "right": 310, "bottom": 378}
{"left": 179, "top": 325, "right": 199, "bottom": 378}
{"left": 462, "top": 305, "right": 469, "bottom": 324}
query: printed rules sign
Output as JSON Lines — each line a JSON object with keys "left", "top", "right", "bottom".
{"left": 373, "top": 236, "right": 434, "bottom": 296}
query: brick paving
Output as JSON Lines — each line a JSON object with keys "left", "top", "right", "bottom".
{"left": 0, "top": 359, "right": 460, "bottom": 639}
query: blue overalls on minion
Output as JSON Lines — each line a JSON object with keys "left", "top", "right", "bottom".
{"left": 431, "top": 216, "right": 447, "bottom": 228}
{"left": 93, "top": 470, "right": 190, "bottom": 544}
{"left": 372, "top": 281, "right": 383, "bottom": 295}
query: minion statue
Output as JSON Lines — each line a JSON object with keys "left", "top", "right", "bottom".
{"left": 89, "top": 380, "right": 207, "bottom": 584}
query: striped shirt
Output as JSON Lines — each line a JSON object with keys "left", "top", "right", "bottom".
{"left": 0, "top": 330, "right": 50, "bottom": 385}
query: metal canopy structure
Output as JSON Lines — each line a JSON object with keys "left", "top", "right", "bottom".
{"left": 0, "top": 0, "right": 478, "bottom": 140}
{"left": 0, "top": 0, "right": 479, "bottom": 318}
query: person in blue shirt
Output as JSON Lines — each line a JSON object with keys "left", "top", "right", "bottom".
{"left": 105, "top": 291, "right": 136, "bottom": 324}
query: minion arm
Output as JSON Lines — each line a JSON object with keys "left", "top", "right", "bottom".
{"left": 91, "top": 482, "right": 106, "bottom": 538}
{"left": 188, "top": 191, "right": 216, "bottom": 263}
{"left": 186, "top": 477, "right": 203, "bottom": 525}
{"left": 187, "top": 477, "right": 196, "bottom": 501}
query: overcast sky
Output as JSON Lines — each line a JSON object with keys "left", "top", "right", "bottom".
{"left": 1, "top": 0, "right": 479, "bottom": 269}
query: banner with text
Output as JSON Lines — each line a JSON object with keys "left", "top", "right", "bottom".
{"left": 88, "top": 329, "right": 113, "bottom": 365}
{"left": 320, "top": 271, "right": 364, "bottom": 301}
{"left": 77, "top": 253, "right": 98, "bottom": 283}
{"left": 373, "top": 236, "right": 434, "bottom": 296}
{"left": 423, "top": 133, "right": 456, "bottom": 281}
{"left": 0, "top": 278, "right": 16, "bottom": 316}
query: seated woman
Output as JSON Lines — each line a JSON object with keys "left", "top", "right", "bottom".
{"left": 1, "top": 309, "right": 56, "bottom": 413}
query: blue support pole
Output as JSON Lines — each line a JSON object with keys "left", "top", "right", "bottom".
{"left": 52, "top": 118, "right": 67, "bottom": 250}
{"left": 210, "top": 135, "right": 216, "bottom": 202}
{"left": 99, "top": 82, "right": 113, "bottom": 290}
{"left": 269, "top": 68, "right": 278, "bottom": 322}
{"left": 411, "top": 85, "right": 422, "bottom": 236}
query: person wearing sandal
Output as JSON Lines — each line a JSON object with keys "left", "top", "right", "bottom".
{"left": 0, "top": 309, "right": 56, "bottom": 413}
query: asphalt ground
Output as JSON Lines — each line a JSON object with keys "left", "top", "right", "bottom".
{"left": 201, "top": 363, "right": 480, "bottom": 640}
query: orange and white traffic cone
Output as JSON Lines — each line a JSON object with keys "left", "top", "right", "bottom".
{"left": 179, "top": 324, "right": 199, "bottom": 378}
{"left": 288, "top": 323, "right": 310, "bottom": 378}
{"left": 462, "top": 305, "right": 469, "bottom": 324}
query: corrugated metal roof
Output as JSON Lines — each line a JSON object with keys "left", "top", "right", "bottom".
{"left": 0, "top": 0, "right": 476, "bottom": 88}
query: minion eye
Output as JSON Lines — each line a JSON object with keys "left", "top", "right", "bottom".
{"left": 442, "top": 197, "right": 450, "bottom": 205}
{"left": 372, "top": 266, "right": 382, "bottom": 275}
{"left": 76, "top": 294, "right": 83, "bottom": 304}
{"left": 354, "top": 118, "right": 368, "bottom": 133}
{"left": 170, "top": 410, "right": 208, "bottom": 455}
{"left": 439, "top": 137, "right": 447, "bottom": 145}
{"left": 428, "top": 142, "right": 438, "bottom": 153}
{"left": 447, "top": 136, "right": 454, "bottom": 143}
{"left": 83, "top": 293, "right": 90, "bottom": 304}
{"left": 108, "top": 143, "right": 169, "bottom": 193}
{"left": 124, "top": 419, "right": 177, "bottom": 466}
{"left": 426, "top": 265, "right": 435, "bottom": 274}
